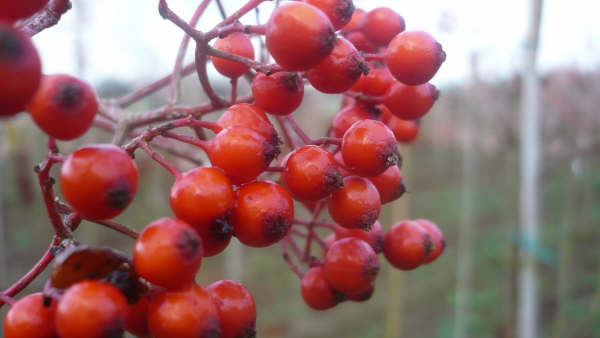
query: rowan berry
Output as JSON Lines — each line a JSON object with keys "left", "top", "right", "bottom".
{"left": 207, "top": 280, "right": 257, "bottom": 338}
{"left": 216, "top": 103, "right": 280, "bottom": 145}
{"left": 416, "top": 219, "right": 446, "bottom": 264}
{"left": 323, "top": 238, "right": 379, "bottom": 295}
{"left": 380, "top": 105, "right": 420, "bottom": 142}
{"left": 55, "top": 280, "right": 127, "bottom": 338}
{"left": 231, "top": 181, "right": 294, "bottom": 247}
{"left": 212, "top": 32, "right": 255, "bottom": 78}
{"left": 363, "top": 7, "right": 405, "bottom": 46}
{"left": 133, "top": 217, "right": 203, "bottom": 290}
{"left": 0, "top": 23, "right": 41, "bottom": 117}
{"left": 301, "top": 266, "right": 344, "bottom": 310}
{"left": 385, "top": 30, "right": 445, "bottom": 85}
{"left": 3, "top": 293, "right": 56, "bottom": 338}
{"left": 327, "top": 176, "right": 381, "bottom": 229}
{"left": 383, "top": 81, "right": 438, "bottom": 120}
{"left": 383, "top": 220, "right": 433, "bottom": 270}
{"left": 334, "top": 220, "right": 384, "bottom": 253}
{"left": 345, "top": 31, "right": 377, "bottom": 53}
{"left": 342, "top": 8, "right": 366, "bottom": 32}
{"left": 331, "top": 103, "right": 378, "bottom": 138}
{"left": 0, "top": 0, "right": 49, "bottom": 22}
{"left": 304, "top": 0, "right": 354, "bottom": 30}
{"left": 251, "top": 72, "right": 304, "bottom": 115}
{"left": 60, "top": 144, "right": 138, "bottom": 221}
{"left": 350, "top": 62, "right": 395, "bottom": 96}
{"left": 345, "top": 282, "right": 374, "bottom": 302}
{"left": 124, "top": 296, "right": 150, "bottom": 338}
{"left": 367, "top": 165, "right": 405, "bottom": 204}
{"left": 266, "top": 2, "right": 336, "bottom": 70}
{"left": 28, "top": 74, "right": 98, "bottom": 140}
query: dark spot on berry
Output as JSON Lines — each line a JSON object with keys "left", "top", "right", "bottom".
{"left": 423, "top": 233, "right": 433, "bottom": 257}
{"left": 318, "top": 27, "right": 337, "bottom": 58}
{"left": 73, "top": 261, "right": 82, "bottom": 270}
{"left": 264, "top": 214, "right": 291, "bottom": 240}
{"left": 363, "top": 256, "right": 380, "bottom": 280}
{"left": 176, "top": 229, "right": 202, "bottom": 260}
{"left": 332, "top": 289, "right": 347, "bottom": 304}
{"left": 42, "top": 296, "right": 53, "bottom": 307}
{"left": 263, "top": 140, "right": 281, "bottom": 165}
{"left": 323, "top": 166, "right": 344, "bottom": 192}
{"left": 0, "top": 29, "right": 22, "bottom": 60}
{"left": 211, "top": 216, "right": 234, "bottom": 241}
{"left": 54, "top": 81, "right": 83, "bottom": 110}
{"left": 282, "top": 72, "right": 302, "bottom": 92}
{"left": 237, "top": 322, "right": 257, "bottom": 338}
{"left": 335, "top": 0, "right": 355, "bottom": 26}
{"left": 100, "top": 317, "right": 125, "bottom": 338}
{"left": 202, "top": 318, "right": 220, "bottom": 338}
{"left": 107, "top": 179, "right": 132, "bottom": 210}
{"left": 269, "top": 132, "right": 283, "bottom": 147}
{"left": 358, "top": 210, "right": 378, "bottom": 230}
{"left": 372, "top": 235, "right": 384, "bottom": 253}
{"left": 380, "top": 142, "right": 400, "bottom": 168}
{"left": 393, "top": 182, "right": 406, "bottom": 201}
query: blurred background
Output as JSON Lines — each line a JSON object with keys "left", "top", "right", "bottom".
{"left": 1, "top": 0, "right": 600, "bottom": 337}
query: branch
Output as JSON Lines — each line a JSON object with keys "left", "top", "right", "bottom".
{"left": 17, "top": 0, "right": 72, "bottom": 36}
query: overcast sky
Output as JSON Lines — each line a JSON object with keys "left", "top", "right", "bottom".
{"left": 31, "top": 0, "right": 600, "bottom": 88}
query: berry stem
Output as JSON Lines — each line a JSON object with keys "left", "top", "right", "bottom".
{"left": 280, "top": 240, "right": 304, "bottom": 279}
{"left": 364, "top": 53, "right": 385, "bottom": 61}
{"left": 285, "top": 115, "right": 313, "bottom": 145}
{"left": 214, "top": 0, "right": 227, "bottom": 19}
{"left": 158, "top": 0, "right": 203, "bottom": 41}
{"left": 205, "top": 23, "right": 266, "bottom": 41}
{"left": 210, "top": 0, "right": 268, "bottom": 32}
{"left": 137, "top": 142, "right": 182, "bottom": 178}
{"left": 294, "top": 218, "right": 338, "bottom": 230}
{"left": 230, "top": 77, "right": 238, "bottom": 104}
{"left": 162, "top": 131, "right": 211, "bottom": 153}
{"left": 303, "top": 201, "right": 326, "bottom": 261}
{"left": 275, "top": 116, "right": 300, "bottom": 149}
{"left": 196, "top": 44, "right": 227, "bottom": 108}
{"left": 0, "top": 294, "right": 15, "bottom": 306}
{"left": 266, "top": 166, "right": 285, "bottom": 172}
{"left": 312, "top": 137, "right": 342, "bottom": 146}
{"left": 16, "top": 0, "right": 72, "bottom": 36}
{"left": 206, "top": 46, "right": 281, "bottom": 74}
{"left": 56, "top": 202, "right": 140, "bottom": 239}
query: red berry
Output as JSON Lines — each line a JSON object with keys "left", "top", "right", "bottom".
{"left": 383, "top": 81, "right": 437, "bottom": 120}
{"left": 212, "top": 32, "right": 255, "bottom": 78}
{"left": 334, "top": 220, "right": 384, "bottom": 253}
{"left": 133, "top": 217, "right": 203, "bottom": 290}
{"left": 331, "top": 103, "right": 377, "bottom": 138}
{"left": 350, "top": 62, "right": 394, "bottom": 96}
{"left": 345, "top": 282, "right": 374, "bottom": 302}
{"left": 307, "top": 37, "right": 367, "bottom": 93}
{"left": 304, "top": 0, "right": 354, "bottom": 30}
{"left": 385, "top": 30, "right": 445, "bottom": 85}
{"left": 60, "top": 144, "right": 138, "bottom": 220}
{"left": 124, "top": 296, "right": 151, "bottom": 338}
{"left": 216, "top": 103, "right": 280, "bottom": 145}
{"left": 380, "top": 105, "right": 420, "bottom": 142}
{"left": 208, "top": 126, "right": 280, "bottom": 185}
{"left": 3, "top": 293, "right": 56, "bottom": 338}
{"left": 266, "top": 2, "right": 336, "bottom": 70}
{"left": 345, "top": 31, "right": 377, "bottom": 53}
{"left": 207, "top": 280, "right": 257, "bottom": 338}
{"left": 301, "top": 266, "right": 344, "bottom": 310}
{"left": 231, "top": 181, "right": 294, "bottom": 247}
{"left": 341, "top": 119, "right": 400, "bottom": 177}
{"left": 383, "top": 220, "right": 432, "bottom": 270}
{"left": 55, "top": 280, "right": 127, "bottom": 338}
{"left": 342, "top": 8, "right": 366, "bottom": 32}
{"left": 170, "top": 167, "right": 234, "bottom": 257}
{"left": 367, "top": 165, "right": 405, "bottom": 204}
{"left": 363, "top": 7, "right": 405, "bottom": 46}
{"left": 251, "top": 72, "right": 304, "bottom": 115}
{"left": 328, "top": 176, "right": 381, "bottom": 229}
{"left": 416, "top": 219, "right": 446, "bottom": 264}
{"left": 0, "top": 23, "right": 41, "bottom": 117}
{"left": 148, "top": 284, "right": 220, "bottom": 338}
{"left": 0, "top": 0, "right": 49, "bottom": 22}
{"left": 323, "top": 238, "right": 379, "bottom": 295}
{"left": 281, "top": 145, "right": 343, "bottom": 201}
{"left": 324, "top": 233, "right": 337, "bottom": 250}
{"left": 28, "top": 74, "right": 98, "bottom": 140}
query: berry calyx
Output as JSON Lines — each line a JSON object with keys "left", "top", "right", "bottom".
{"left": 367, "top": 165, "right": 405, "bottom": 204}
{"left": 304, "top": 0, "right": 354, "bottom": 30}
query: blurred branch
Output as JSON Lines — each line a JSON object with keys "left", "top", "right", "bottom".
{"left": 17, "top": 0, "right": 72, "bottom": 36}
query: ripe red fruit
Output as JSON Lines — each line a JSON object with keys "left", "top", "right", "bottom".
{"left": 385, "top": 30, "right": 445, "bottom": 85}
{"left": 207, "top": 280, "right": 257, "bottom": 338}
{"left": 383, "top": 81, "right": 437, "bottom": 120}
{"left": 345, "top": 31, "right": 377, "bottom": 53}
{"left": 212, "top": 32, "right": 255, "bottom": 78}
{"left": 170, "top": 167, "right": 234, "bottom": 256}
{"left": 328, "top": 176, "right": 381, "bottom": 229}
{"left": 0, "top": 23, "right": 41, "bottom": 117}
{"left": 0, "top": 0, "right": 49, "bottom": 22}
{"left": 251, "top": 72, "right": 304, "bottom": 115}
{"left": 281, "top": 145, "right": 343, "bottom": 201}
{"left": 334, "top": 220, "right": 384, "bottom": 253}
{"left": 350, "top": 62, "right": 395, "bottom": 96}
{"left": 323, "top": 238, "right": 379, "bottom": 295}
{"left": 266, "top": 2, "right": 336, "bottom": 70}
{"left": 363, "top": 7, "right": 405, "bottom": 46}
{"left": 28, "top": 74, "right": 98, "bottom": 140}
{"left": 148, "top": 284, "right": 220, "bottom": 338}
{"left": 231, "top": 181, "right": 294, "bottom": 247}
{"left": 133, "top": 217, "right": 203, "bottom": 290}
{"left": 367, "top": 165, "right": 405, "bottom": 204}
{"left": 3, "top": 293, "right": 56, "bottom": 338}
{"left": 208, "top": 126, "right": 280, "bottom": 185}
{"left": 342, "top": 8, "right": 366, "bottom": 32}
{"left": 306, "top": 37, "right": 367, "bottom": 93}
{"left": 124, "top": 296, "right": 151, "bottom": 338}
{"left": 216, "top": 103, "right": 280, "bottom": 145}
{"left": 60, "top": 144, "right": 138, "bottom": 220}
{"left": 331, "top": 103, "right": 378, "bottom": 138}
{"left": 301, "top": 266, "right": 344, "bottom": 310}
{"left": 345, "top": 282, "right": 374, "bottom": 302}
{"left": 304, "top": 0, "right": 354, "bottom": 30}
{"left": 416, "top": 219, "right": 446, "bottom": 264}
{"left": 380, "top": 105, "right": 420, "bottom": 143}
{"left": 341, "top": 119, "right": 400, "bottom": 177}
{"left": 55, "top": 280, "right": 127, "bottom": 338}
{"left": 383, "top": 220, "right": 433, "bottom": 270}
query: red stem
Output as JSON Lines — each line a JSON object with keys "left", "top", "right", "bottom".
{"left": 56, "top": 203, "right": 140, "bottom": 239}
{"left": 275, "top": 116, "right": 299, "bottom": 149}
{"left": 211, "top": 0, "right": 268, "bottom": 30}
{"left": 285, "top": 115, "right": 313, "bottom": 145}
{"left": 207, "top": 46, "right": 280, "bottom": 74}
{"left": 158, "top": 0, "right": 203, "bottom": 40}
{"left": 137, "top": 142, "right": 182, "bottom": 178}
{"left": 364, "top": 53, "right": 385, "bottom": 61}
{"left": 196, "top": 44, "right": 226, "bottom": 108}
{"left": 17, "top": 0, "right": 72, "bottom": 36}
{"left": 230, "top": 77, "right": 238, "bottom": 104}
{"left": 312, "top": 137, "right": 342, "bottom": 146}
{"left": 162, "top": 131, "right": 211, "bottom": 153}
{"left": 280, "top": 239, "right": 303, "bottom": 279}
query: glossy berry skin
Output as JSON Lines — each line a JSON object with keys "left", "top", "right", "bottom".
{"left": 301, "top": 266, "right": 344, "bottom": 310}
{"left": 281, "top": 145, "right": 343, "bottom": 201}
{"left": 266, "top": 2, "right": 336, "bottom": 71}
{"left": 416, "top": 219, "right": 446, "bottom": 264}
{"left": 307, "top": 37, "right": 367, "bottom": 94}
{"left": 55, "top": 280, "right": 127, "bottom": 338}
{"left": 133, "top": 217, "right": 203, "bottom": 290}
{"left": 323, "top": 238, "right": 380, "bottom": 295}
{"left": 380, "top": 105, "right": 420, "bottom": 143}
{"left": 216, "top": 103, "right": 279, "bottom": 145}
{"left": 60, "top": 144, "right": 138, "bottom": 221}
{"left": 3, "top": 293, "right": 56, "bottom": 338}
{"left": 342, "top": 119, "right": 400, "bottom": 177}
{"left": 231, "top": 181, "right": 294, "bottom": 247}
{"left": 328, "top": 176, "right": 381, "bottom": 229}
{"left": 0, "top": 0, "right": 49, "bottom": 22}
{"left": 345, "top": 31, "right": 377, "bottom": 53}
{"left": 251, "top": 72, "right": 304, "bottom": 115}
{"left": 28, "top": 74, "right": 99, "bottom": 140}
{"left": 350, "top": 63, "right": 395, "bottom": 96}
{"left": 346, "top": 282, "right": 374, "bottom": 302}
{"left": 148, "top": 284, "right": 220, "bottom": 338}
{"left": 125, "top": 296, "right": 151, "bottom": 338}
{"left": 212, "top": 32, "right": 254, "bottom": 78}
{"left": 170, "top": 167, "right": 234, "bottom": 256}
{"left": 0, "top": 24, "right": 41, "bottom": 117}
{"left": 209, "top": 126, "right": 279, "bottom": 185}
{"left": 384, "top": 81, "right": 437, "bottom": 120}
{"left": 385, "top": 30, "right": 445, "bottom": 85}
{"left": 331, "top": 103, "right": 378, "bottom": 138}
{"left": 304, "top": 0, "right": 354, "bottom": 30}
{"left": 383, "top": 220, "right": 433, "bottom": 270}
{"left": 334, "top": 220, "right": 384, "bottom": 253}
{"left": 363, "top": 7, "right": 405, "bottom": 46}
{"left": 342, "top": 8, "right": 366, "bottom": 32}
{"left": 367, "top": 165, "right": 405, "bottom": 204}
{"left": 207, "top": 280, "right": 257, "bottom": 338}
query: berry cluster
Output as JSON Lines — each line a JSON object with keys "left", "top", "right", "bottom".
{"left": 2, "top": 0, "right": 448, "bottom": 336}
